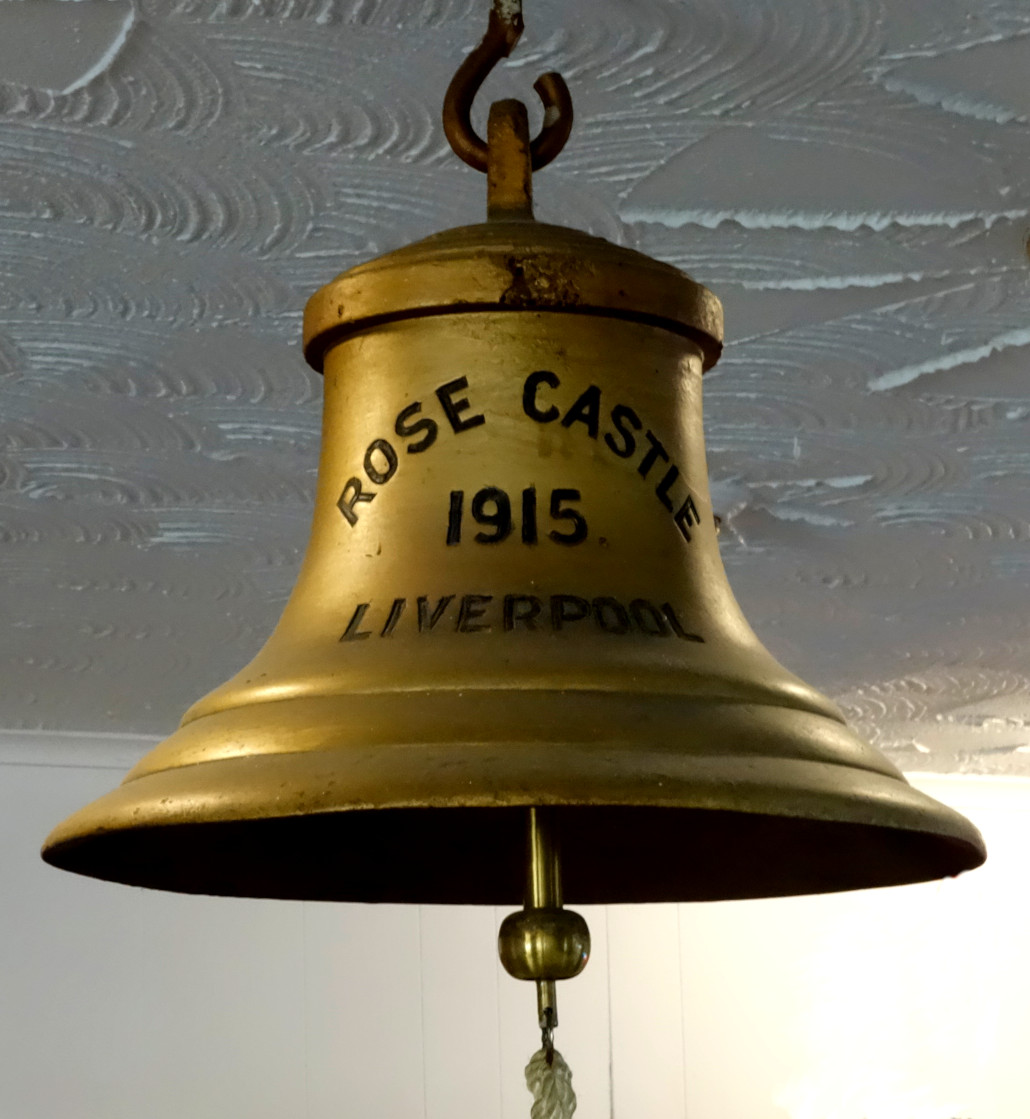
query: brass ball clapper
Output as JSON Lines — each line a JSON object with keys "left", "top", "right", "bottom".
{"left": 444, "top": 0, "right": 588, "bottom": 1062}
{"left": 498, "top": 808, "right": 590, "bottom": 1062}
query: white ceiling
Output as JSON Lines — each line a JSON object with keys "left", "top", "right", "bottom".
{"left": 1, "top": 0, "right": 1028, "bottom": 773}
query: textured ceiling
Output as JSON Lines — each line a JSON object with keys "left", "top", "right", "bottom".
{"left": 1, "top": 0, "right": 1029, "bottom": 774}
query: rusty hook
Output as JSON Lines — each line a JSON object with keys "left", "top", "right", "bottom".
{"left": 443, "top": 0, "right": 573, "bottom": 174}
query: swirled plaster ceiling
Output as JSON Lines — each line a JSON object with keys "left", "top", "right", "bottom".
{"left": 1, "top": 0, "right": 1029, "bottom": 774}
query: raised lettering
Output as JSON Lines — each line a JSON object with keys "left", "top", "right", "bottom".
{"left": 655, "top": 465, "right": 680, "bottom": 512}
{"left": 521, "top": 487, "right": 538, "bottom": 545}
{"left": 637, "top": 431, "right": 669, "bottom": 480}
{"left": 551, "top": 595, "right": 591, "bottom": 630}
{"left": 446, "top": 490, "right": 463, "bottom": 546}
{"left": 662, "top": 603, "right": 704, "bottom": 642}
{"left": 674, "top": 495, "right": 700, "bottom": 543}
{"left": 337, "top": 594, "right": 702, "bottom": 642}
{"left": 436, "top": 377, "right": 486, "bottom": 434}
{"left": 337, "top": 477, "right": 375, "bottom": 527}
{"left": 380, "top": 598, "right": 407, "bottom": 637}
{"left": 593, "top": 597, "right": 630, "bottom": 635}
{"left": 561, "top": 384, "right": 601, "bottom": 439}
{"left": 364, "top": 438, "right": 398, "bottom": 485}
{"left": 340, "top": 603, "right": 372, "bottom": 642}
{"left": 630, "top": 599, "right": 670, "bottom": 637}
{"left": 548, "top": 488, "right": 588, "bottom": 546}
{"left": 522, "top": 370, "right": 561, "bottom": 423}
{"left": 471, "top": 487, "right": 513, "bottom": 543}
{"left": 604, "top": 403, "right": 642, "bottom": 458}
{"left": 457, "top": 594, "right": 492, "bottom": 633}
{"left": 395, "top": 402, "right": 438, "bottom": 454}
{"left": 417, "top": 595, "right": 454, "bottom": 632}
{"left": 504, "top": 595, "right": 542, "bottom": 631}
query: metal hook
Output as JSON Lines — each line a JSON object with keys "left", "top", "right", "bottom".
{"left": 443, "top": 0, "right": 573, "bottom": 174}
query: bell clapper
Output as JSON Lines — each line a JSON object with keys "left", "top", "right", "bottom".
{"left": 499, "top": 809, "right": 587, "bottom": 1117}
{"left": 498, "top": 807, "right": 590, "bottom": 1058}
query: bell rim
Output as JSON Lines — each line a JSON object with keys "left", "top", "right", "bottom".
{"left": 42, "top": 692, "right": 986, "bottom": 904}
{"left": 42, "top": 798, "right": 986, "bottom": 906}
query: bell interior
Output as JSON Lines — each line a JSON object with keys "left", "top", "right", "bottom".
{"left": 45, "top": 803, "right": 983, "bottom": 905}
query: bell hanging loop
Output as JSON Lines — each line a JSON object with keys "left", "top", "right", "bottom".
{"left": 443, "top": 0, "right": 574, "bottom": 173}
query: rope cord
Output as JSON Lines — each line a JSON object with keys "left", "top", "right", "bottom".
{"left": 525, "top": 1047, "right": 577, "bottom": 1119}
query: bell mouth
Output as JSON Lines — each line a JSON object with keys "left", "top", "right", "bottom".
{"left": 42, "top": 689, "right": 986, "bottom": 904}
{"left": 43, "top": 804, "right": 984, "bottom": 906}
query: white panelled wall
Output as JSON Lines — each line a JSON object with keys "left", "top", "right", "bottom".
{"left": 3, "top": 733, "right": 1028, "bottom": 1119}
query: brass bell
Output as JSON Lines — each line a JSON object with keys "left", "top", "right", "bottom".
{"left": 43, "top": 10, "right": 984, "bottom": 910}
{"left": 42, "top": 196, "right": 985, "bottom": 904}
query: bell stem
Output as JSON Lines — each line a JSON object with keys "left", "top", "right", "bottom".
{"left": 487, "top": 99, "right": 534, "bottom": 221}
{"left": 526, "top": 806, "right": 561, "bottom": 909}
{"left": 527, "top": 806, "right": 561, "bottom": 1031}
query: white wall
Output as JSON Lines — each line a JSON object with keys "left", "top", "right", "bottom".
{"left": 3, "top": 735, "right": 1028, "bottom": 1119}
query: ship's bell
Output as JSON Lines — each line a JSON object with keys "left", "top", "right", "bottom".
{"left": 42, "top": 214, "right": 986, "bottom": 904}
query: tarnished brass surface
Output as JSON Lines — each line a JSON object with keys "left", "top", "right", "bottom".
{"left": 498, "top": 909, "right": 591, "bottom": 982}
{"left": 526, "top": 807, "right": 562, "bottom": 910}
{"left": 302, "top": 220, "right": 724, "bottom": 373}
{"left": 498, "top": 808, "right": 590, "bottom": 984}
{"left": 43, "top": 218, "right": 986, "bottom": 903}
{"left": 486, "top": 100, "right": 534, "bottom": 221}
